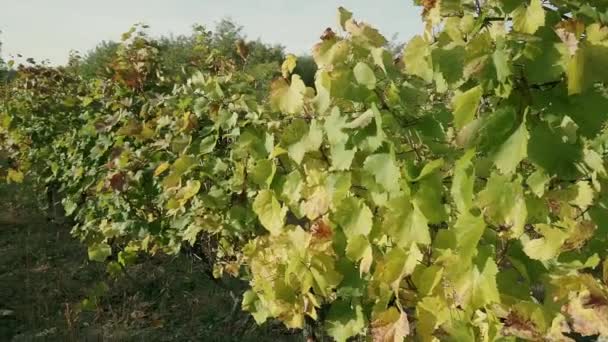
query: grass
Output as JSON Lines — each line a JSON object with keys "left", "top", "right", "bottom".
{"left": 0, "top": 186, "right": 299, "bottom": 341}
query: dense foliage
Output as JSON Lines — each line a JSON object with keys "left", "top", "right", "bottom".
{"left": 71, "top": 19, "right": 285, "bottom": 84}
{"left": 3, "top": 1, "right": 608, "bottom": 340}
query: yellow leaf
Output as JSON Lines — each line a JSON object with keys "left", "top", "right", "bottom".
{"left": 154, "top": 162, "right": 170, "bottom": 177}
{"left": 7, "top": 169, "right": 24, "bottom": 183}
{"left": 176, "top": 180, "right": 201, "bottom": 203}
{"left": 281, "top": 54, "right": 297, "bottom": 78}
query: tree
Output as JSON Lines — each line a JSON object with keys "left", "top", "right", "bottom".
{"left": 75, "top": 19, "right": 285, "bottom": 87}
{"left": 77, "top": 40, "right": 119, "bottom": 78}
{"left": 0, "top": 33, "right": 7, "bottom": 80}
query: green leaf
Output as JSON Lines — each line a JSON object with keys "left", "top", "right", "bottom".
{"left": 355, "top": 104, "right": 385, "bottom": 153}
{"left": 287, "top": 120, "right": 323, "bottom": 164}
{"left": 338, "top": 7, "right": 353, "bottom": 30}
{"left": 451, "top": 149, "right": 476, "bottom": 213}
{"left": 526, "top": 169, "right": 550, "bottom": 198}
{"left": 310, "top": 254, "right": 343, "bottom": 297}
{"left": 314, "top": 70, "right": 331, "bottom": 113}
{"left": 493, "top": 46, "right": 512, "bottom": 83}
{"left": 242, "top": 290, "right": 270, "bottom": 324}
{"left": 281, "top": 119, "right": 308, "bottom": 145}
{"left": 253, "top": 190, "right": 286, "bottom": 235}
{"left": 416, "top": 297, "right": 450, "bottom": 340}
{"left": 432, "top": 45, "right": 466, "bottom": 86}
{"left": 402, "top": 36, "right": 433, "bottom": 82}
{"left": 384, "top": 195, "right": 431, "bottom": 246}
{"left": 374, "top": 243, "right": 423, "bottom": 290}
{"left": 88, "top": 243, "right": 112, "bottom": 262}
{"left": 353, "top": 62, "right": 376, "bottom": 89}
{"left": 512, "top": 0, "right": 545, "bottom": 34}
{"left": 584, "top": 149, "right": 606, "bottom": 176}
{"left": 452, "top": 86, "right": 482, "bottom": 129}
{"left": 345, "top": 234, "right": 372, "bottom": 263}
{"left": 280, "top": 170, "right": 303, "bottom": 205}
{"left": 251, "top": 159, "right": 276, "bottom": 189}
{"left": 334, "top": 197, "right": 373, "bottom": 238}
{"left": 493, "top": 117, "right": 529, "bottom": 174}
{"left": 326, "top": 172, "right": 352, "bottom": 209}
{"left": 345, "top": 20, "right": 387, "bottom": 48}
{"left": 364, "top": 153, "right": 401, "bottom": 193}
{"left": 414, "top": 173, "right": 447, "bottom": 224}
{"left": 330, "top": 144, "right": 356, "bottom": 171}
{"left": 521, "top": 224, "right": 569, "bottom": 261}
{"left": 117, "top": 250, "right": 137, "bottom": 267}
{"left": 570, "top": 181, "right": 594, "bottom": 210}
{"left": 182, "top": 223, "right": 205, "bottom": 246}
{"left": 456, "top": 256, "right": 500, "bottom": 309}
{"left": 163, "top": 155, "right": 197, "bottom": 188}
{"left": 235, "top": 128, "right": 272, "bottom": 160}
{"left": 325, "top": 300, "right": 366, "bottom": 342}
{"left": 567, "top": 42, "right": 608, "bottom": 95}
{"left": 372, "top": 47, "right": 393, "bottom": 74}
{"left": 405, "top": 158, "right": 444, "bottom": 182}
{"left": 199, "top": 135, "right": 217, "bottom": 154}
{"left": 477, "top": 172, "right": 527, "bottom": 237}
{"left": 62, "top": 198, "right": 78, "bottom": 216}
{"left": 325, "top": 107, "right": 349, "bottom": 146}
{"left": 413, "top": 265, "right": 444, "bottom": 296}
{"left": 453, "top": 211, "right": 486, "bottom": 262}
{"left": 521, "top": 26, "right": 565, "bottom": 85}
{"left": 528, "top": 122, "right": 583, "bottom": 179}
{"left": 460, "top": 106, "right": 519, "bottom": 153}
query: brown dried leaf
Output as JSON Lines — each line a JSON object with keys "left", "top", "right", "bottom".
{"left": 109, "top": 172, "right": 127, "bottom": 191}
{"left": 563, "top": 291, "right": 608, "bottom": 337}
{"left": 310, "top": 218, "right": 332, "bottom": 240}
{"left": 555, "top": 20, "right": 584, "bottom": 56}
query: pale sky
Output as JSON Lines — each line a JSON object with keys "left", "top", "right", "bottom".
{"left": 0, "top": 0, "right": 422, "bottom": 65}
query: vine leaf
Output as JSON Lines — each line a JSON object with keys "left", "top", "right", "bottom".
{"left": 452, "top": 85, "right": 482, "bottom": 129}
{"left": 494, "top": 117, "right": 529, "bottom": 174}
{"left": 370, "top": 307, "right": 410, "bottom": 342}
{"left": 364, "top": 153, "right": 401, "bottom": 193}
{"left": 325, "top": 300, "right": 366, "bottom": 342}
{"left": 354, "top": 62, "right": 376, "bottom": 89}
{"left": 253, "top": 190, "right": 286, "bottom": 235}
{"left": 451, "top": 149, "right": 475, "bottom": 213}
{"left": 334, "top": 197, "right": 373, "bottom": 238}
{"left": 88, "top": 243, "right": 112, "bottom": 262}
{"left": 270, "top": 74, "right": 307, "bottom": 114}
{"left": 512, "top": 0, "right": 545, "bottom": 35}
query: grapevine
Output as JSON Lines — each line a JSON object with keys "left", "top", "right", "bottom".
{"left": 2, "top": 1, "right": 608, "bottom": 340}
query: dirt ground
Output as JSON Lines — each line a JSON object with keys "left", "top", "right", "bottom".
{"left": 0, "top": 189, "right": 298, "bottom": 341}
